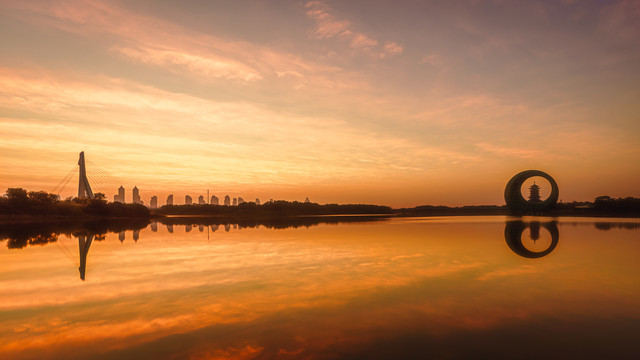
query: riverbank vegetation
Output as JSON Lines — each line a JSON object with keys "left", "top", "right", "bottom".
{"left": 0, "top": 188, "right": 150, "bottom": 219}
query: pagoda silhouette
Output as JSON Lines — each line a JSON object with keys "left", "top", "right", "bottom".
{"left": 528, "top": 182, "right": 542, "bottom": 203}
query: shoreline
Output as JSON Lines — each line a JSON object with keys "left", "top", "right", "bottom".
{"left": 1, "top": 211, "right": 639, "bottom": 224}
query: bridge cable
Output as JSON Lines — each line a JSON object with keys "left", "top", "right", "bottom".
{"left": 51, "top": 166, "right": 78, "bottom": 194}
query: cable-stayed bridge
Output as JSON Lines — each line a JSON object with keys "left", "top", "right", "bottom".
{"left": 51, "top": 152, "right": 229, "bottom": 207}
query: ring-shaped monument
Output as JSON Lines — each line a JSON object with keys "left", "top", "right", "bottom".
{"left": 505, "top": 170, "right": 559, "bottom": 213}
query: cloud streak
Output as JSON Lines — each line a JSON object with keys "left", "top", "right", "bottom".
{"left": 304, "top": 1, "right": 403, "bottom": 58}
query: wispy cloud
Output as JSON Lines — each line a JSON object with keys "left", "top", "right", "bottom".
{"left": 304, "top": 1, "right": 403, "bottom": 58}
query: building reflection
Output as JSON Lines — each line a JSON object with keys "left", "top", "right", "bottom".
{"left": 504, "top": 220, "right": 559, "bottom": 258}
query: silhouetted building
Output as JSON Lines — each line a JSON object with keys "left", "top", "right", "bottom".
{"left": 185, "top": 195, "right": 192, "bottom": 205}
{"left": 166, "top": 194, "right": 174, "bottom": 206}
{"left": 211, "top": 224, "right": 219, "bottom": 232}
{"left": 114, "top": 186, "right": 125, "bottom": 203}
{"left": 118, "top": 231, "right": 125, "bottom": 242}
{"left": 198, "top": 224, "right": 204, "bottom": 232}
{"left": 133, "top": 186, "right": 142, "bottom": 205}
{"left": 211, "top": 195, "right": 219, "bottom": 205}
{"left": 150, "top": 222, "right": 158, "bottom": 232}
{"left": 185, "top": 225, "right": 192, "bottom": 232}
{"left": 238, "top": 197, "right": 245, "bottom": 205}
{"left": 232, "top": 198, "right": 237, "bottom": 206}
{"left": 150, "top": 196, "right": 158, "bottom": 209}
{"left": 224, "top": 195, "right": 230, "bottom": 206}
{"left": 255, "top": 198, "right": 260, "bottom": 205}
{"left": 529, "top": 182, "right": 541, "bottom": 203}
{"left": 224, "top": 223, "right": 230, "bottom": 232}
{"left": 167, "top": 224, "right": 174, "bottom": 233}
{"left": 133, "top": 230, "right": 140, "bottom": 242}
{"left": 198, "top": 195, "right": 205, "bottom": 205}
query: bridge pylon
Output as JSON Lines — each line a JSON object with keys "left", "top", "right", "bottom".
{"left": 78, "top": 151, "right": 94, "bottom": 198}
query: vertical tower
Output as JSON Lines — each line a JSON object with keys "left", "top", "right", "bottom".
{"left": 166, "top": 194, "right": 174, "bottom": 206}
{"left": 118, "top": 186, "right": 125, "bottom": 203}
{"left": 528, "top": 182, "right": 541, "bottom": 203}
{"left": 211, "top": 195, "right": 219, "bottom": 205}
{"left": 185, "top": 195, "right": 193, "bottom": 205}
{"left": 198, "top": 195, "right": 205, "bottom": 204}
{"left": 77, "top": 151, "right": 94, "bottom": 198}
{"left": 150, "top": 196, "right": 158, "bottom": 208}
{"left": 132, "top": 186, "right": 141, "bottom": 204}
{"left": 224, "top": 195, "right": 230, "bottom": 206}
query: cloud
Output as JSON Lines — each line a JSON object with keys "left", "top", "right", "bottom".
{"left": 113, "top": 46, "right": 263, "bottom": 82}
{"left": 304, "top": 1, "right": 403, "bottom": 58}
{"left": 1, "top": 0, "right": 358, "bottom": 89}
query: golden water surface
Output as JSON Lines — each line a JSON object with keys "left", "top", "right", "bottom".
{"left": 1, "top": 216, "right": 639, "bottom": 359}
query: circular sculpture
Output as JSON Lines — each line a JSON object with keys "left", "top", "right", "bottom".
{"left": 504, "top": 170, "right": 559, "bottom": 213}
{"left": 504, "top": 221, "right": 559, "bottom": 258}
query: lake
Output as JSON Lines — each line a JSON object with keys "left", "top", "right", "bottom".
{"left": 1, "top": 216, "right": 639, "bottom": 359}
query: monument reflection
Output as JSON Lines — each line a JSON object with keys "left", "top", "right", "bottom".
{"left": 505, "top": 220, "right": 559, "bottom": 258}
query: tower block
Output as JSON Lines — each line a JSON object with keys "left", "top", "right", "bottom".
{"left": 78, "top": 151, "right": 94, "bottom": 198}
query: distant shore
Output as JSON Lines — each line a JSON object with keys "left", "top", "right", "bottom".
{"left": 2, "top": 187, "right": 639, "bottom": 221}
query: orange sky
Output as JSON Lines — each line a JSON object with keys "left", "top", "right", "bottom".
{"left": 0, "top": 0, "right": 638, "bottom": 207}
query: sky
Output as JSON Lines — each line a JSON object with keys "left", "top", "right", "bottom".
{"left": 0, "top": 0, "right": 638, "bottom": 207}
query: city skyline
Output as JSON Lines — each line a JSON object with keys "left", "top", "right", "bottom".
{"left": 0, "top": 0, "right": 638, "bottom": 207}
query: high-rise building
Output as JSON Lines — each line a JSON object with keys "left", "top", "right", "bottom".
{"left": 211, "top": 195, "right": 219, "bottom": 205}
{"left": 198, "top": 195, "right": 205, "bottom": 204}
{"left": 238, "top": 197, "right": 245, "bottom": 205}
{"left": 113, "top": 186, "right": 125, "bottom": 203}
{"left": 224, "top": 195, "right": 230, "bottom": 206}
{"left": 255, "top": 198, "right": 260, "bottom": 205}
{"left": 232, "top": 198, "right": 237, "bottom": 206}
{"left": 150, "top": 196, "right": 158, "bottom": 208}
{"left": 132, "top": 186, "right": 142, "bottom": 204}
{"left": 166, "top": 194, "right": 174, "bottom": 206}
{"left": 185, "top": 195, "right": 193, "bottom": 205}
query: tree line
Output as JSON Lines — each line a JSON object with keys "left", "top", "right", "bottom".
{"left": 0, "top": 188, "right": 150, "bottom": 218}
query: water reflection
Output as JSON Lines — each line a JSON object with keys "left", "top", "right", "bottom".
{"left": 1, "top": 216, "right": 639, "bottom": 359}
{"left": 0, "top": 216, "right": 391, "bottom": 281}
{"left": 505, "top": 221, "right": 559, "bottom": 258}
{"left": 77, "top": 234, "right": 93, "bottom": 281}
{"left": 0, "top": 218, "right": 148, "bottom": 249}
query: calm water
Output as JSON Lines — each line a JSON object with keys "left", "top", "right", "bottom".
{"left": 1, "top": 216, "right": 639, "bottom": 359}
